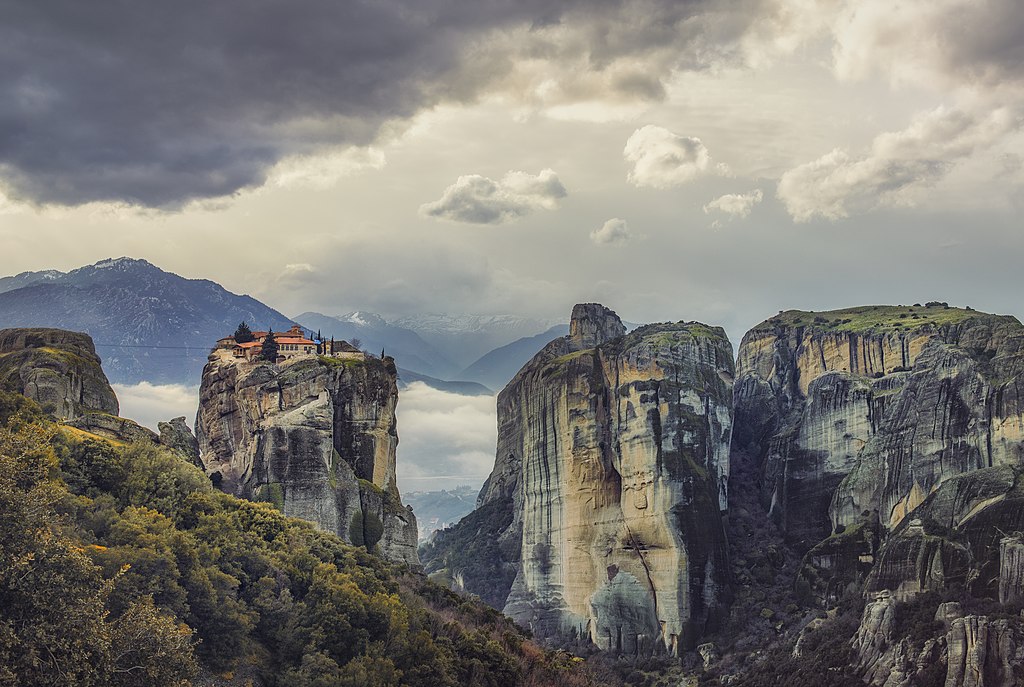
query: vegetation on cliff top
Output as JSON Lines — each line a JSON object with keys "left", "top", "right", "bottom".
{"left": 0, "top": 391, "right": 599, "bottom": 687}
{"left": 749, "top": 304, "right": 1017, "bottom": 336}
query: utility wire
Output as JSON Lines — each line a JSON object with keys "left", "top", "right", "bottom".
{"left": 93, "top": 343, "right": 208, "bottom": 349}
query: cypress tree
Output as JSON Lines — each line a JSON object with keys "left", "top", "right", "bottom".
{"left": 260, "top": 329, "right": 279, "bottom": 362}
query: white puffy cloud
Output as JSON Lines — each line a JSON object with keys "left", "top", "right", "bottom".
{"left": 777, "top": 105, "right": 1019, "bottom": 221}
{"left": 590, "top": 218, "right": 635, "bottom": 245}
{"left": 624, "top": 125, "right": 728, "bottom": 188}
{"left": 703, "top": 189, "right": 763, "bottom": 219}
{"left": 420, "top": 169, "right": 567, "bottom": 224}
{"left": 111, "top": 382, "right": 199, "bottom": 432}
{"left": 395, "top": 382, "right": 497, "bottom": 492}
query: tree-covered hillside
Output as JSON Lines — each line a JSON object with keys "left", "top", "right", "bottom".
{"left": 0, "top": 391, "right": 598, "bottom": 687}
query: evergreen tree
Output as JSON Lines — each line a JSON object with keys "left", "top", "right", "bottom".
{"left": 260, "top": 329, "right": 279, "bottom": 362}
{"left": 233, "top": 321, "right": 254, "bottom": 343}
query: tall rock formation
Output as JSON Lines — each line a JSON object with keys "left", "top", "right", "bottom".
{"left": 424, "top": 304, "right": 734, "bottom": 654}
{"left": 733, "top": 305, "right": 1024, "bottom": 551}
{"left": 732, "top": 305, "right": 1024, "bottom": 686}
{"left": 0, "top": 327, "right": 119, "bottom": 420}
{"left": 196, "top": 347, "right": 419, "bottom": 566}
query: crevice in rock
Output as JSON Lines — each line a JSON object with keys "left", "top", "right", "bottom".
{"left": 623, "top": 520, "right": 659, "bottom": 621}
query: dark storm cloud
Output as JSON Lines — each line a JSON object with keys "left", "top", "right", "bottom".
{"left": 0, "top": 0, "right": 769, "bottom": 208}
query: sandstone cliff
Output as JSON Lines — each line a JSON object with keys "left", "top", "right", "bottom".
{"left": 0, "top": 327, "right": 119, "bottom": 420}
{"left": 729, "top": 305, "right": 1024, "bottom": 685}
{"left": 734, "top": 305, "right": 1024, "bottom": 551}
{"left": 425, "top": 304, "right": 734, "bottom": 654}
{"left": 195, "top": 348, "right": 419, "bottom": 566}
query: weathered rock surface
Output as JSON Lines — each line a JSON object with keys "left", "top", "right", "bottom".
{"left": 196, "top": 349, "right": 418, "bottom": 565}
{"left": 158, "top": 416, "right": 202, "bottom": 467}
{"left": 945, "top": 615, "right": 1024, "bottom": 687}
{"left": 842, "top": 467, "right": 1024, "bottom": 685}
{"left": 425, "top": 304, "right": 734, "bottom": 654}
{"left": 999, "top": 535, "right": 1024, "bottom": 605}
{"left": 852, "top": 595, "right": 1024, "bottom": 687}
{"left": 68, "top": 411, "right": 159, "bottom": 444}
{"left": 733, "top": 306, "right": 1024, "bottom": 553}
{"left": 0, "top": 327, "right": 118, "bottom": 420}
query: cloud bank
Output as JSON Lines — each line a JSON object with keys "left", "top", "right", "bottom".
{"left": 395, "top": 382, "right": 497, "bottom": 492}
{"left": 0, "top": 0, "right": 791, "bottom": 209}
{"left": 778, "top": 106, "right": 1018, "bottom": 221}
{"left": 420, "top": 169, "right": 566, "bottom": 224}
{"left": 111, "top": 382, "right": 199, "bottom": 432}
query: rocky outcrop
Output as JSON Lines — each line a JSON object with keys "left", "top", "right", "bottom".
{"left": 862, "top": 466, "right": 1024, "bottom": 601}
{"left": 68, "top": 411, "right": 159, "bottom": 444}
{"left": 945, "top": 616, "right": 1024, "bottom": 687}
{"left": 426, "top": 304, "right": 734, "bottom": 654}
{"left": 999, "top": 535, "right": 1024, "bottom": 605}
{"left": 733, "top": 306, "right": 1024, "bottom": 553}
{"left": 0, "top": 327, "right": 118, "bottom": 420}
{"left": 158, "top": 416, "right": 202, "bottom": 467}
{"left": 851, "top": 592, "right": 1024, "bottom": 687}
{"left": 195, "top": 349, "right": 418, "bottom": 565}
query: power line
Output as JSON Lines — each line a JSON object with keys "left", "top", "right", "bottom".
{"left": 93, "top": 343, "right": 209, "bottom": 350}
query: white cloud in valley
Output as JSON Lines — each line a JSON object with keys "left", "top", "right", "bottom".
{"left": 419, "top": 169, "right": 567, "bottom": 224}
{"left": 111, "top": 382, "right": 200, "bottom": 432}
{"left": 395, "top": 382, "right": 497, "bottom": 492}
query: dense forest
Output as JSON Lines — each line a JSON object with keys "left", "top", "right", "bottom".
{"left": 0, "top": 390, "right": 598, "bottom": 687}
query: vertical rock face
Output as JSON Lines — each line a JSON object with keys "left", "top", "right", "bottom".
{"left": 429, "top": 305, "right": 734, "bottom": 654}
{"left": 0, "top": 327, "right": 119, "bottom": 419}
{"left": 733, "top": 306, "right": 1024, "bottom": 551}
{"left": 945, "top": 616, "right": 1024, "bottom": 687}
{"left": 196, "top": 349, "right": 418, "bottom": 566}
{"left": 999, "top": 536, "right": 1024, "bottom": 605}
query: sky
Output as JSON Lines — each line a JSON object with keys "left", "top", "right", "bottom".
{"left": 5, "top": 0, "right": 1024, "bottom": 491}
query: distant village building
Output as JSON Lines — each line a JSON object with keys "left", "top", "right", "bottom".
{"left": 219, "top": 324, "right": 360, "bottom": 363}
{"left": 220, "top": 324, "right": 314, "bottom": 361}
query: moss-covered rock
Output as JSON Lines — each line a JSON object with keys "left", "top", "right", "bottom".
{"left": 0, "top": 327, "right": 118, "bottom": 420}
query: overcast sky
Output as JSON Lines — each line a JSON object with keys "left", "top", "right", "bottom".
{"left": 3, "top": 1, "right": 1024, "bottom": 346}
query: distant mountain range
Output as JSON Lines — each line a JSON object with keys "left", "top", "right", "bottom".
{"left": 392, "top": 313, "right": 564, "bottom": 365}
{"left": 459, "top": 324, "right": 570, "bottom": 390}
{"left": 0, "top": 258, "right": 296, "bottom": 384}
{"left": 0, "top": 258, "right": 563, "bottom": 391}
{"left": 294, "top": 311, "right": 457, "bottom": 378}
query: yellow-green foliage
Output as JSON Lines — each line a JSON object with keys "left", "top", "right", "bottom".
{"left": 0, "top": 408, "right": 600, "bottom": 687}
{"left": 319, "top": 355, "right": 365, "bottom": 369}
{"left": 550, "top": 349, "right": 594, "bottom": 366}
{"left": 753, "top": 304, "right": 1005, "bottom": 335}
